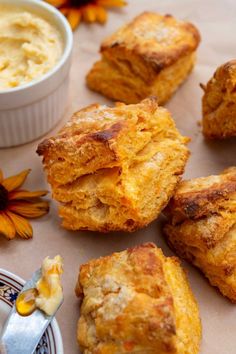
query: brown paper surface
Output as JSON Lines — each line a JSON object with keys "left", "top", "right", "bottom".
{"left": 1, "top": 0, "right": 236, "bottom": 352}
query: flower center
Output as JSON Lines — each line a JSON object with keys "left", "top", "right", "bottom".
{"left": 71, "top": 0, "right": 94, "bottom": 6}
{"left": 0, "top": 184, "right": 8, "bottom": 210}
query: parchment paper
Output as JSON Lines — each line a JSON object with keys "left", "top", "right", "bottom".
{"left": 1, "top": 0, "right": 236, "bottom": 353}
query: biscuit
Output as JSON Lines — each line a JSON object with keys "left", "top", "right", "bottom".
{"left": 75, "top": 243, "right": 201, "bottom": 354}
{"left": 37, "top": 97, "right": 189, "bottom": 232}
{"left": 164, "top": 167, "right": 236, "bottom": 302}
{"left": 87, "top": 12, "right": 200, "bottom": 105}
{"left": 201, "top": 60, "right": 236, "bottom": 139}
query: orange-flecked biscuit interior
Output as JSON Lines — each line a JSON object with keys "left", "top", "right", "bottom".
{"left": 202, "top": 60, "right": 236, "bottom": 139}
{"left": 164, "top": 167, "right": 236, "bottom": 302}
{"left": 37, "top": 97, "right": 190, "bottom": 232}
{"left": 76, "top": 243, "right": 201, "bottom": 353}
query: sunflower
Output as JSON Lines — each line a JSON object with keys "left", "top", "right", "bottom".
{"left": 0, "top": 169, "right": 49, "bottom": 240}
{"left": 46, "top": 0, "right": 127, "bottom": 30}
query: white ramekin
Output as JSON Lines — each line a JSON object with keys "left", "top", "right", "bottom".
{"left": 0, "top": 0, "right": 73, "bottom": 148}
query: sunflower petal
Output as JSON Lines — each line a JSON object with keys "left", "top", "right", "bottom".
{"left": 97, "top": 0, "right": 126, "bottom": 7}
{"left": 60, "top": 6, "right": 69, "bottom": 16}
{"left": 6, "top": 211, "right": 33, "bottom": 239}
{"left": 46, "top": 0, "right": 67, "bottom": 7}
{"left": 8, "top": 190, "right": 48, "bottom": 201}
{"left": 8, "top": 201, "right": 50, "bottom": 219}
{"left": 0, "top": 169, "right": 3, "bottom": 183}
{"left": 2, "top": 169, "right": 31, "bottom": 192}
{"left": 95, "top": 6, "right": 107, "bottom": 23}
{"left": 0, "top": 212, "right": 16, "bottom": 239}
{"left": 82, "top": 5, "right": 97, "bottom": 23}
{"left": 67, "top": 9, "right": 81, "bottom": 30}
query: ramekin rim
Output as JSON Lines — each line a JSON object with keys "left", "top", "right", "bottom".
{"left": 0, "top": 0, "right": 73, "bottom": 95}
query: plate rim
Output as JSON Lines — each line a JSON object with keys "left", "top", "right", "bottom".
{"left": 0, "top": 267, "right": 64, "bottom": 354}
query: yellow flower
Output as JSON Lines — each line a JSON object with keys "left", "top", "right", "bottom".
{"left": 46, "top": 0, "right": 127, "bottom": 30}
{"left": 0, "top": 169, "right": 49, "bottom": 240}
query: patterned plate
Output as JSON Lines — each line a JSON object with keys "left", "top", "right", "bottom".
{"left": 0, "top": 268, "right": 63, "bottom": 354}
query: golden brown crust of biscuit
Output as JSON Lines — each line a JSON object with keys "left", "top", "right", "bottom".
{"left": 101, "top": 12, "right": 200, "bottom": 72}
{"left": 76, "top": 243, "right": 201, "bottom": 354}
{"left": 165, "top": 167, "right": 236, "bottom": 224}
{"left": 202, "top": 59, "right": 236, "bottom": 139}
{"left": 164, "top": 168, "right": 236, "bottom": 302}
{"left": 37, "top": 97, "right": 190, "bottom": 232}
{"left": 87, "top": 12, "right": 200, "bottom": 104}
{"left": 37, "top": 97, "right": 163, "bottom": 185}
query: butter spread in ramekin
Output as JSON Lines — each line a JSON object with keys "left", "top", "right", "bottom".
{"left": 0, "top": 4, "right": 63, "bottom": 90}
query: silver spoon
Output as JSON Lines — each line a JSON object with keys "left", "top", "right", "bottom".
{"left": 0, "top": 268, "right": 63, "bottom": 354}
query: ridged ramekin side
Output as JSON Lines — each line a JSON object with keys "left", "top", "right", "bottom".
{"left": 0, "top": 77, "right": 69, "bottom": 148}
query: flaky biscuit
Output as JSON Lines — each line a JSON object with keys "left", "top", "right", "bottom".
{"left": 164, "top": 167, "right": 236, "bottom": 301}
{"left": 76, "top": 243, "right": 201, "bottom": 354}
{"left": 37, "top": 97, "right": 189, "bottom": 232}
{"left": 87, "top": 12, "right": 200, "bottom": 104}
{"left": 201, "top": 60, "right": 236, "bottom": 139}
